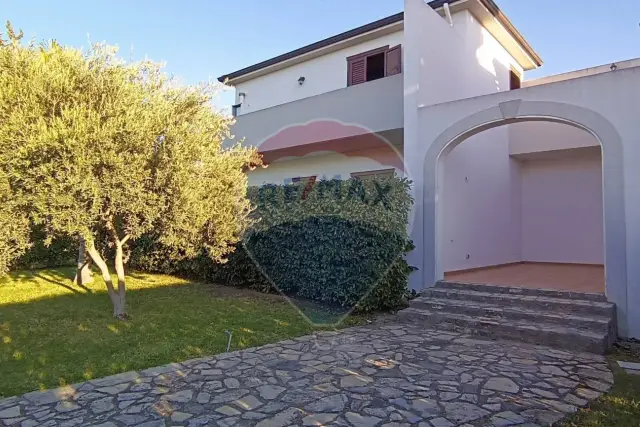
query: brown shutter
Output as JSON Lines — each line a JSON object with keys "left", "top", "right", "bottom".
{"left": 348, "top": 57, "right": 366, "bottom": 86}
{"left": 386, "top": 45, "right": 402, "bottom": 76}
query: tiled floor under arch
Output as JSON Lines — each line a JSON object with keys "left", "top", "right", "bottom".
{"left": 445, "top": 263, "right": 605, "bottom": 294}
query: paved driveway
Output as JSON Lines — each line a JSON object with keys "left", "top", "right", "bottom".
{"left": 0, "top": 323, "right": 613, "bottom": 427}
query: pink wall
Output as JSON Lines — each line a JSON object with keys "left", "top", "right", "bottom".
{"left": 441, "top": 127, "right": 522, "bottom": 272}
{"left": 521, "top": 153, "right": 604, "bottom": 264}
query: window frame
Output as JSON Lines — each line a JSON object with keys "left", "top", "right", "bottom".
{"left": 350, "top": 169, "right": 396, "bottom": 180}
{"left": 291, "top": 176, "right": 317, "bottom": 200}
{"left": 347, "top": 45, "right": 402, "bottom": 87}
{"left": 509, "top": 67, "right": 522, "bottom": 90}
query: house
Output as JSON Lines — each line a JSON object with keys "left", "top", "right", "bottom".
{"left": 219, "top": 0, "right": 640, "bottom": 342}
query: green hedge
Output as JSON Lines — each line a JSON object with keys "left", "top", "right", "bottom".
{"left": 13, "top": 226, "right": 76, "bottom": 270}
{"left": 12, "top": 177, "right": 416, "bottom": 314}
{"left": 133, "top": 176, "right": 415, "bottom": 313}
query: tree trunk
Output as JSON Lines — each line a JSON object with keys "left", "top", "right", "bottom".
{"left": 114, "top": 241, "right": 127, "bottom": 319}
{"left": 86, "top": 239, "right": 128, "bottom": 319}
{"left": 73, "top": 237, "right": 93, "bottom": 286}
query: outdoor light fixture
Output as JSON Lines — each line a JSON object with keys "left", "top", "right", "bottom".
{"left": 298, "top": 76, "right": 306, "bottom": 85}
{"left": 610, "top": 63, "right": 618, "bottom": 71}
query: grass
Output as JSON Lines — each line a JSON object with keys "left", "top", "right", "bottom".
{"left": 0, "top": 267, "right": 365, "bottom": 398}
{"left": 558, "top": 348, "right": 640, "bottom": 427}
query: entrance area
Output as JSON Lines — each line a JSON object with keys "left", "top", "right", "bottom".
{"left": 445, "top": 262, "right": 605, "bottom": 293}
{"left": 438, "top": 121, "right": 605, "bottom": 294}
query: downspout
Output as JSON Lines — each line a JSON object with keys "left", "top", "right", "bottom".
{"left": 443, "top": 3, "right": 454, "bottom": 27}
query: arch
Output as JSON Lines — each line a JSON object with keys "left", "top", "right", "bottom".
{"left": 421, "top": 100, "right": 628, "bottom": 336}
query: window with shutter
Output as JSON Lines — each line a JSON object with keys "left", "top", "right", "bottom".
{"left": 346, "top": 45, "right": 402, "bottom": 87}
{"left": 386, "top": 45, "right": 402, "bottom": 76}
{"left": 348, "top": 58, "right": 366, "bottom": 86}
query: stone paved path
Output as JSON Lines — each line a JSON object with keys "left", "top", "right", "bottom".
{"left": 0, "top": 324, "right": 614, "bottom": 427}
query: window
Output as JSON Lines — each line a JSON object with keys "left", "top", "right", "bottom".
{"left": 291, "top": 176, "right": 317, "bottom": 184}
{"left": 510, "top": 68, "right": 522, "bottom": 90}
{"left": 347, "top": 45, "right": 402, "bottom": 87}
{"left": 366, "top": 52, "right": 386, "bottom": 81}
{"left": 350, "top": 169, "right": 395, "bottom": 180}
{"left": 292, "top": 176, "right": 317, "bottom": 199}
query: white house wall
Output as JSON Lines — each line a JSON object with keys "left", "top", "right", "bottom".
{"left": 247, "top": 147, "right": 404, "bottom": 186}
{"left": 403, "top": 0, "right": 525, "bottom": 273}
{"left": 450, "top": 9, "right": 524, "bottom": 95}
{"left": 233, "top": 31, "right": 404, "bottom": 115}
{"left": 404, "top": 2, "right": 523, "bottom": 111}
{"left": 234, "top": 5, "right": 525, "bottom": 116}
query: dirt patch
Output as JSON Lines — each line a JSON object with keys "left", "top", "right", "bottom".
{"left": 612, "top": 339, "right": 640, "bottom": 363}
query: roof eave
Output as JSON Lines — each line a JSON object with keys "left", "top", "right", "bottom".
{"left": 218, "top": 0, "right": 542, "bottom": 83}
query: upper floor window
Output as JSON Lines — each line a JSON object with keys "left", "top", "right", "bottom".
{"left": 347, "top": 45, "right": 402, "bottom": 87}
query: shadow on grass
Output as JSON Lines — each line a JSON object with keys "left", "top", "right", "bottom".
{"left": 0, "top": 279, "right": 317, "bottom": 398}
{"left": 34, "top": 271, "right": 94, "bottom": 295}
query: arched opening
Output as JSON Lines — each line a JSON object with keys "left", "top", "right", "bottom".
{"left": 437, "top": 119, "right": 604, "bottom": 293}
{"left": 421, "top": 100, "right": 628, "bottom": 335}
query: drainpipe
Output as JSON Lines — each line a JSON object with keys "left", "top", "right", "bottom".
{"left": 443, "top": 3, "right": 454, "bottom": 27}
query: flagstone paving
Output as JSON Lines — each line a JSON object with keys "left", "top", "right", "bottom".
{"left": 0, "top": 323, "right": 614, "bottom": 426}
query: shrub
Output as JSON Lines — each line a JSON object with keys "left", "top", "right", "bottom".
{"left": 13, "top": 226, "right": 76, "bottom": 270}
{"left": 133, "top": 176, "right": 415, "bottom": 313}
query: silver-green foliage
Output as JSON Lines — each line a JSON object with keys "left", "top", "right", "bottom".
{"left": 0, "top": 23, "right": 261, "bottom": 317}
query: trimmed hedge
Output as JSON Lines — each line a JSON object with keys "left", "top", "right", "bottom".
{"left": 133, "top": 176, "right": 415, "bottom": 313}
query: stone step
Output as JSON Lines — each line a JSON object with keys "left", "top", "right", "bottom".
{"left": 436, "top": 280, "right": 608, "bottom": 302}
{"left": 410, "top": 296, "right": 614, "bottom": 333}
{"left": 398, "top": 307, "right": 610, "bottom": 354}
{"left": 420, "top": 287, "right": 615, "bottom": 317}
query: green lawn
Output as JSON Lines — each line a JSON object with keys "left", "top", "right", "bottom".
{"left": 558, "top": 349, "right": 640, "bottom": 427}
{"left": 0, "top": 267, "right": 358, "bottom": 398}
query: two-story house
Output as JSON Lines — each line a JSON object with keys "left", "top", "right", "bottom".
{"left": 220, "top": 0, "right": 640, "bottom": 341}
{"left": 220, "top": 0, "right": 539, "bottom": 186}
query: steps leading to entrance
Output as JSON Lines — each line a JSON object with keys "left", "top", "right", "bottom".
{"left": 398, "top": 281, "right": 617, "bottom": 354}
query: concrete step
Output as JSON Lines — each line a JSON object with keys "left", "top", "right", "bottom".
{"left": 420, "top": 287, "right": 615, "bottom": 317}
{"left": 398, "top": 307, "right": 610, "bottom": 354}
{"left": 410, "top": 296, "right": 614, "bottom": 333}
{"left": 436, "top": 280, "right": 608, "bottom": 302}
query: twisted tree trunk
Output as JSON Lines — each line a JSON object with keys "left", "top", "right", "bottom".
{"left": 86, "top": 238, "right": 128, "bottom": 319}
{"left": 73, "top": 237, "right": 93, "bottom": 286}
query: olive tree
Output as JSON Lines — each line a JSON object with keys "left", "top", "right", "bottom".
{"left": 0, "top": 23, "right": 261, "bottom": 318}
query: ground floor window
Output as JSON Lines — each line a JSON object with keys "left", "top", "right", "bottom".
{"left": 350, "top": 169, "right": 395, "bottom": 180}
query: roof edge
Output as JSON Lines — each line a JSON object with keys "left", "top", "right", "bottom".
{"left": 479, "top": 0, "right": 542, "bottom": 68}
{"left": 217, "top": 11, "right": 404, "bottom": 83}
{"left": 218, "top": 0, "right": 541, "bottom": 83}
